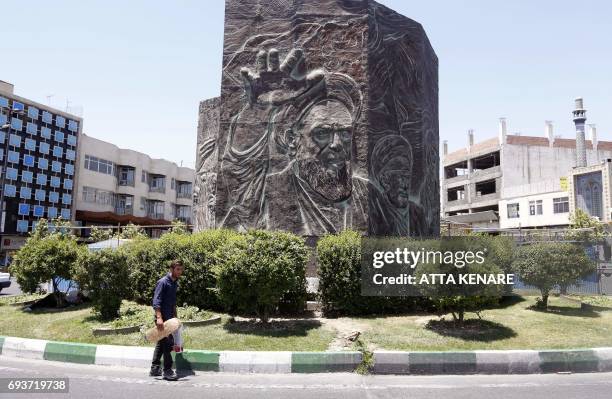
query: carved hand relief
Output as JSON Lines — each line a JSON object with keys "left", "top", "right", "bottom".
{"left": 218, "top": 47, "right": 367, "bottom": 235}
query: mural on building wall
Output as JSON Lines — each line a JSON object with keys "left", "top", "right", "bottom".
{"left": 195, "top": 0, "right": 439, "bottom": 237}
{"left": 575, "top": 171, "right": 603, "bottom": 219}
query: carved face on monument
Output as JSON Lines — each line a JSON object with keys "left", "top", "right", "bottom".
{"left": 371, "top": 135, "right": 414, "bottom": 209}
{"left": 293, "top": 99, "right": 354, "bottom": 202}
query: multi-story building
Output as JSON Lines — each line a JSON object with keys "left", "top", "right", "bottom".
{"left": 442, "top": 98, "right": 610, "bottom": 230}
{"left": 75, "top": 134, "right": 195, "bottom": 237}
{"left": 0, "top": 81, "right": 82, "bottom": 258}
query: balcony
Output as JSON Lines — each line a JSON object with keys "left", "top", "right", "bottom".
{"left": 115, "top": 206, "right": 133, "bottom": 216}
{"left": 149, "top": 186, "right": 166, "bottom": 194}
{"left": 176, "top": 216, "right": 191, "bottom": 224}
{"left": 177, "top": 191, "right": 192, "bottom": 199}
{"left": 147, "top": 212, "right": 165, "bottom": 220}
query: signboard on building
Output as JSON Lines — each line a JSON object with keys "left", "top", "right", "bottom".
{"left": 560, "top": 176, "right": 568, "bottom": 191}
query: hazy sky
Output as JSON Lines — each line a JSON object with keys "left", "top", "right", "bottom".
{"left": 2, "top": 0, "right": 611, "bottom": 167}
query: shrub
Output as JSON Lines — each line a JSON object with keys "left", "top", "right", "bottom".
{"left": 216, "top": 230, "right": 308, "bottom": 322}
{"left": 74, "top": 249, "right": 130, "bottom": 319}
{"left": 11, "top": 219, "right": 83, "bottom": 306}
{"left": 513, "top": 242, "right": 595, "bottom": 309}
{"left": 124, "top": 229, "right": 239, "bottom": 310}
{"left": 317, "top": 231, "right": 420, "bottom": 315}
{"left": 124, "top": 238, "right": 165, "bottom": 304}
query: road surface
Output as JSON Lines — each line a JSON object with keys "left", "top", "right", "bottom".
{"left": 0, "top": 278, "right": 22, "bottom": 296}
{"left": 1, "top": 356, "right": 612, "bottom": 399}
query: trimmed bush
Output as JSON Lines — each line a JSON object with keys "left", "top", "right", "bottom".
{"left": 317, "top": 231, "right": 420, "bottom": 315}
{"left": 124, "top": 229, "right": 240, "bottom": 310}
{"left": 74, "top": 249, "right": 130, "bottom": 319}
{"left": 513, "top": 242, "right": 595, "bottom": 308}
{"left": 123, "top": 238, "right": 165, "bottom": 305}
{"left": 216, "top": 230, "right": 308, "bottom": 322}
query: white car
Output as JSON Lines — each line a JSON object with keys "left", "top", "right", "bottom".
{"left": 0, "top": 272, "right": 10, "bottom": 293}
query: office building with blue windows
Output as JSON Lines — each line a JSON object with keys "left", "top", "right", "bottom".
{"left": 0, "top": 81, "right": 82, "bottom": 256}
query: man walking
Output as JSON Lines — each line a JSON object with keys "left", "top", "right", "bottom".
{"left": 150, "top": 260, "right": 184, "bottom": 380}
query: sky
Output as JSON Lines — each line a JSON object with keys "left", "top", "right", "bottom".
{"left": 2, "top": 0, "right": 611, "bottom": 167}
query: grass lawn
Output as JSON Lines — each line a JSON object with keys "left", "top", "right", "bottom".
{"left": 357, "top": 295, "right": 612, "bottom": 351}
{"left": 0, "top": 299, "right": 335, "bottom": 351}
{"left": 1, "top": 295, "right": 611, "bottom": 352}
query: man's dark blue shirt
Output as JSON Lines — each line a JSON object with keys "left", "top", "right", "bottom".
{"left": 152, "top": 273, "right": 177, "bottom": 321}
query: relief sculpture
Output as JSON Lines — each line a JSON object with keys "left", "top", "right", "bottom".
{"left": 195, "top": 0, "right": 440, "bottom": 237}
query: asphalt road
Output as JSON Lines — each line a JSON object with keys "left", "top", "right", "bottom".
{"left": 0, "top": 278, "right": 22, "bottom": 296}
{"left": 1, "top": 356, "right": 612, "bottom": 399}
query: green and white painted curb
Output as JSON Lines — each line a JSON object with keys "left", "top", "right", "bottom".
{"left": 2, "top": 336, "right": 612, "bottom": 375}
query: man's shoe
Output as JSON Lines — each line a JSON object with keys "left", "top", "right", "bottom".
{"left": 163, "top": 369, "right": 178, "bottom": 381}
{"left": 149, "top": 367, "right": 162, "bottom": 377}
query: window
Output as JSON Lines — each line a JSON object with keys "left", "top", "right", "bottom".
{"left": 84, "top": 155, "right": 114, "bottom": 175}
{"left": 33, "top": 205, "right": 44, "bottom": 217}
{"left": 529, "top": 200, "right": 543, "bottom": 216}
{"left": 49, "top": 192, "right": 59, "bottom": 203}
{"left": 47, "top": 207, "right": 58, "bottom": 218}
{"left": 11, "top": 118, "right": 22, "bottom": 130}
{"left": 68, "top": 120, "right": 78, "bottom": 132}
{"left": 28, "top": 107, "right": 39, "bottom": 119}
{"left": 63, "top": 179, "right": 73, "bottom": 189}
{"left": 0, "top": 97, "right": 7, "bottom": 107}
{"left": 9, "top": 134, "right": 21, "bottom": 147}
{"left": 171, "top": 178, "right": 175, "bottom": 190}
{"left": 13, "top": 102, "right": 24, "bottom": 112}
{"left": 42, "top": 111, "right": 52, "bottom": 123}
{"left": 26, "top": 122, "right": 37, "bottom": 135}
{"left": 0, "top": 114, "right": 6, "bottom": 126}
{"left": 56, "top": 116, "right": 65, "bottom": 128}
{"left": 51, "top": 161, "right": 62, "bottom": 173}
{"left": 4, "top": 184, "right": 16, "bottom": 197}
{"left": 18, "top": 203, "right": 30, "bottom": 215}
{"left": 55, "top": 131, "right": 64, "bottom": 142}
{"left": 61, "top": 208, "right": 71, "bottom": 220}
{"left": 22, "top": 171, "right": 33, "bottom": 183}
{"left": 50, "top": 176, "right": 61, "bottom": 188}
{"left": 35, "top": 189, "right": 45, "bottom": 201}
{"left": 507, "top": 203, "right": 520, "bottom": 219}
{"left": 36, "top": 174, "right": 47, "bottom": 185}
{"left": 6, "top": 168, "right": 18, "bottom": 180}
{"left": 66, "top": 149, "right": 75, "bottom": 160}
{"left": 118, "top": 167, "right": 135, "bottom": 186}
{"left": 16, "top": 220, "right": 29, "bottom": 233}
{"left": 7, "top": 151, "right": 19, "bottom": 163}
{"left": 20, "top": 187, "right": 32, "bottom": 199}
{"left": 0, "top": 148, "right": 3, "bottom": 161}
{"left": 62, "top": 193, "right": 72, "bottom": 205}
{"left": 53, "top": 146, "right": 63, "bottom": 158}
{"left": 40, "top": 142, "right": 50, "bottom": 154}
{"left": 25, "top": 138, "right": 36, "bottom": 150}
{"left": 0, "top": 131, "right": 4, "bottom": 143}
{"left": 38, "top": 158, "right": 48, "bottom": 170}
{"left": 23, "top": 155, "right": 35, "bottom": 167}
{"left": 553, "top": 197, "right": 570, "bottom": 214}
{"left": 67, "top": 134, "right": 77, "bottom": 146}
{"left": 65, "top": 164, "right": 74, "bottom": 175}
{"left": 41, "top": 127, "right": 51, "bottom": 138}
{"left": 142, "top": 170, "right": 147, "bottom": 182}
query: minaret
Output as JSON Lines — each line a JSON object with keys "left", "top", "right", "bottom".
{"left": 573, "top": 97, "right": 587, "bottom": 167}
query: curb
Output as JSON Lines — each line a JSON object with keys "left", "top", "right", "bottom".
{"left": 1, "top": 336, "right": 611, "bottom": 375}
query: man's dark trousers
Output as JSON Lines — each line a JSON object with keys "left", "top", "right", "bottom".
{"left": 151, "top": 330, "right": 174, "bottom": 371}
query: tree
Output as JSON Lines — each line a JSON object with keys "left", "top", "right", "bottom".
{"left": 89, "top": 226, "right": 114, "bottom": 242}
{"left": 566, "top": 209, "right": 606, "bottom": 242}
{"left": 11, "top": 219, "right": 83, "bottom": 306}
{"left": 415, "top": 238, "right": 504, "bottom": 323}
{"left": 117, "top": 223, "right": 147, "bottom": 239}
{"left": 512, "top": 242, "right": 595, "bottom": 309}
{"left": 74, "top": 249, "right": 130, "bottom": 319}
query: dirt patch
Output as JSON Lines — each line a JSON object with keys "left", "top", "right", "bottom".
{"left": 320, "top": 318, "right": 370, "bottom": 351}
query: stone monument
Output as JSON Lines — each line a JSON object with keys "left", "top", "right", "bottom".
{"left": 194, "top": 0, "right": 439, "bottom": 237}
